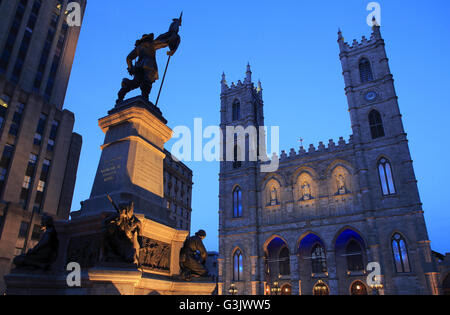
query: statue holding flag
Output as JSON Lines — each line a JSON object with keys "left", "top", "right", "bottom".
{"left": 116, "top": 13, "right": 182, "bottom": 105}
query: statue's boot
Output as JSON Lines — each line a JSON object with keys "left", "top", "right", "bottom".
{"left": 117, "top": 78, "right": 135, "bottom": 104}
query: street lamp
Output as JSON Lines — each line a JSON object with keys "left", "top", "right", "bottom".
{"left": 370, "top": 276, "right": 384, "bottom": 295}
{"left": 370, "top": 282, "right": 384, "bottom": 295}
{"left": 270, "top": 275, "right": 282, "bottom": 295}
{"left": 228, "top": 283, "right": 238, "bottom": 295}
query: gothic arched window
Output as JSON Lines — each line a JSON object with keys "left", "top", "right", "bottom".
{"left": 233, "top": 249, "right": 244, "bottom": 281}
{"left": 311, "top": 244, "right": 327, "bottom": 274}
{"left": 233, "top": 187, "right": 242, "bottom": 218}
{"left": 378, "top": 158, "right": 396, "bottom": 196}
{"left": 359, "top": 58, "right": 374, "bottom": 83}
{"left": 279, "top": 247, "right": 290, "bottom": 276}
{"left": 392, "top": 233, "right": 411, "bottom": 273}
{"left": 346, "top": 240, "right": 364, "bottom": 272}
{"left": 233, "top": 144, "right": 242, "bottom": 169}
{"left": 232, "top": 100, "right": 241, "bottom": 121}
{"left": 369, "top": 110, "right": 385, "bottom": 139}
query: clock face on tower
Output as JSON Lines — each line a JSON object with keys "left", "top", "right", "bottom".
{"left": 365, "top": 91, "right": 377, "bottom": 101}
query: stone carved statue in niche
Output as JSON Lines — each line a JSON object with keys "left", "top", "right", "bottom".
{"left": 335, "top": 173, "right": 349, "bottom": 195}
{"left": 301, "top": 182, "right": 313, "bottom": 201}
{"left": 13, "top": 215, "right": 58, "bottom": 271}
{"left": 270, "top": 186, "right": 278, "bottom": 206}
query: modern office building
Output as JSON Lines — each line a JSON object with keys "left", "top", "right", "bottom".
{"left": 0, "top": 0, "right": 86, "bottom": 292}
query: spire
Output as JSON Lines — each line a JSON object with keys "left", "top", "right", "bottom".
{"left": 256, "top": 80, "right": 262, "bottom": 93}
{"left": 221, "top": 72, "right": 228, "bottom": 92}
{"left": 245, "top": 62, "right": 252, "bottom": 84}
{"left": 371, "top": 16, "right": 381, "bottom": 39}
{"left": 337, "top": 27, "right": 347, "bottom": 52}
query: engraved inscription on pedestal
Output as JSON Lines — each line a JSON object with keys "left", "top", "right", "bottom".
{"left": 132, "top": 143, "right": 164, "bottom": 197}
{"left": 101, "top": 157, "right": 122, "bottom": 183}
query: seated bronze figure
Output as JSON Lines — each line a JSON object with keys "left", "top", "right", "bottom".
{"left": 13, "top": 215, "right": 59, "bottom": 271}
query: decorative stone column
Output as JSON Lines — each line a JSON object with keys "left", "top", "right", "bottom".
{"left": 289, "top": 254, "right": 300, "bottom": 295}
{"left": 326, "top": 249, "right": 338, "bottom": 295}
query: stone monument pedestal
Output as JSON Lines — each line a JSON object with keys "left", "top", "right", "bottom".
{"left": 5, "top": 268, "right": 216, "bottom": 295}
{"left": 5, "top": 97, "right": 216, "bottom": 295}
{"left": 5, "top": 210, "right": 216, "bottom": 295}
{"left": 78, "top": 96, "right": 174, "bottom": 227}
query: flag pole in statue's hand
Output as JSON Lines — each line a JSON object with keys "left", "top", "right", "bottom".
{"left": 155, "top": 54, "right": 171, "bottom": 108}
{"left": 155, "top": 12, "right": 182, "bottom": 108}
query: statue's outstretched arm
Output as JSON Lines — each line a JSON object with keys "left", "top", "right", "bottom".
{"left": 153, "top": 39, "right": 169, "bottom": 51}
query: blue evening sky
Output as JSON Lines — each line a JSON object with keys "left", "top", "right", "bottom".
{"left": 64, "top": 0, "right": 450, "bottom": 253}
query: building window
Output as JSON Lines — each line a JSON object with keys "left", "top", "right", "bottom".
{"left": 11, "top": 0, "right": 42, "bottom": 83}
{"left": 0, "top": 144, "right": 15, "bottom": 196}
{"left": 34, "top": 17, "right": 59, "bottom": 91}
{"left": 346, "top": 240, "right": 364, "bottom": 272}
{"left": 9, "top": 103, "right": 25, "bottom": 136}
{"left": 36, "top": 113, "right": 47, "bottom": 133}
{"left": 392, "top": 233, "right": 411, "bottom": 273}
{"left": 378, "top": 158, "right": 396, "bottom": 196}
{"left": 18, "top": 221, "right": 29, "bottom": 239}
{"left": 47, "top": 120, "right": 59, "bottom": 151}
{"left": 350, "top": 281, "right": 368, "bottom": 295}
{"left": 279, "top": 247, "right": 290, "bottom": 276}
{"left": 37, "top": 180, "right": 45, "bottom": 192}
{"left": 359, "top": 58, "right": 374, "bottom": 83}
{"left": 311, "top": 244, "right": 327, "bottom": 274}
{"left": 34, "top": 133, "right": 42, "bottom": 145}
{"left": 0, "top": 0, "right": 28, "bottom": 73}
{"left": 44, "top": 20, "right": 69, "bottom": 101}
{"left": 34, "top": 113, "right": 47, "bottom": 145}
{"left": 34, "top": 159, "right": 50, "bottom": 212}
{"left": 369, "top": 110, "right": 385, "bottom": 139}
{"left": 22, "top": 176, "right": 32, "bottom": 189}
{"left": 232, "top": 100, "right": 240, "bottom": 121}
{"left": 233, "top": 144, "right": 242, "bottom": 169}
{"left": 0, "top": 95, "right": 10, "bottom": 130}
{"left": 233, "top": 249, "right": 244, "bottom": 282}
{"left": 233, "top": 187, "right": 242, "bottom": 218}
{"left": 20, "top": 176, "right": 32, "bottom": 204}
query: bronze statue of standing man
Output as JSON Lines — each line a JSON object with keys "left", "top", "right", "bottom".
{"left": 116, "top": 14, "right": 182, "bottom": 104}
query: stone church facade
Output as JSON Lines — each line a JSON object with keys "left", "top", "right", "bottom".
{"left": 218, "top": 25, "right": 441, "bottom": 295}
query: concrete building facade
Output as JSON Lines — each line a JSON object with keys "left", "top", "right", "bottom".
{"left": 0, "top": 0, "right": 86, "bottom": 293}
{"left": 218, "top": 25, "right": 441, "bottom": 295}
{"left": 164, "top": 150, "right": 193, "bottom": 232}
